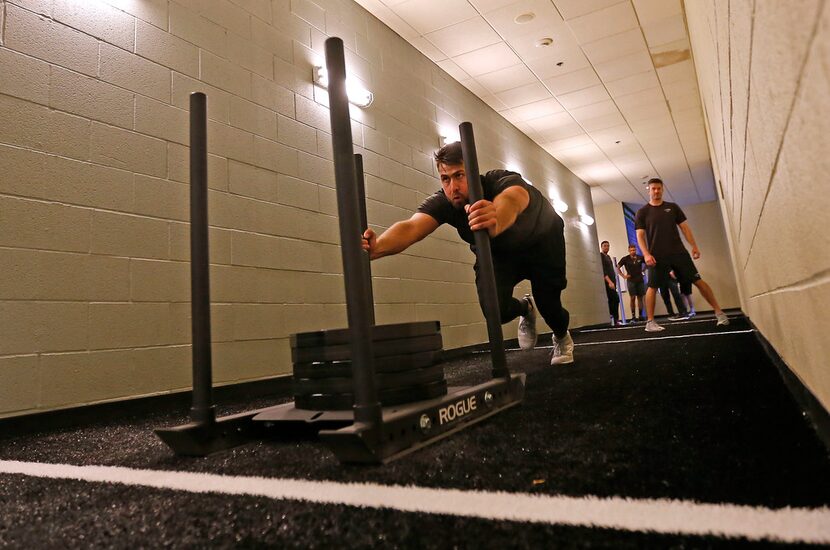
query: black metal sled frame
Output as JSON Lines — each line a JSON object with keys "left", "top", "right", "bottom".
{"left": 155, "top": 37, "right": 525, "bottom": 463}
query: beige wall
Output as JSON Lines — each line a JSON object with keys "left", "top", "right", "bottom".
{"left": 594, "top": 199, "right": 740, "bottom": 317}
{"left": 0, "top": 0, "right": 607, "bottom": 417}
{"left": 685, "top": 1, "right": 830, "bottom": 411}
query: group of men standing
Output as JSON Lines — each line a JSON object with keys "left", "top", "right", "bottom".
{"left": 600, "top": 178, "right": 729, "bottom": 332}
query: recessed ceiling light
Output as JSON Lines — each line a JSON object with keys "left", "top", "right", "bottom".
{"left": 535, "top": 37, "right": 554, "bottom": 47}
{"left": 514, "top": 12, "right": 535, "bottom": 24}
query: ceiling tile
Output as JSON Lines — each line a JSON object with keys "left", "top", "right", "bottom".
{"left": 590, "top": 185, "right": 616, "bottom": 205}
{"left": 605, "top": 70, "right": 660, "bottom": 96}
{"left": 437, "top": 59, "right": 472, "bottom": 81}
{"left": 495, "top": 81, "right": 552, "bottom": 108}
{"left": 537, "top": 122, "right": 584, "bottom": 141}
{"left": 482, "top": 0, "right": 564, "bottom": 39}
{"left": 594, "top": 49, "right": 654, "bottom": 81}
{"left": 656, "top": 58, "right": 696, "bottom": 85}
{"left": 391, "top": 0, "right": 477, "bottom": 34}
{"left": 553, "top": 0, "right": 625, "bottom": 20}
{"left": 527, "top": 110, "right": 576, "bottom": 132}
{"left": 581, "top": 28, "right": 648, "bottom": 66}
{"left": 580, "top": 111, "right": 627, "bottom": 132}
{"left": 668, "top": 93, "right": 701, "bottom": 112}
{"left": 619, "top": 98, "right": 671, "bottom": 122}
{"left": 569, "top": 99, "right": 619, "bottom": 121}
{"left": 554, "top": 142, "right": 606, "bottom": 163}
{"left": 453, "top": 42, "right": 521, "bottom": 76}
{"left": 614, "top": 86, "right": 665, "bottom": 110}
{"left": 543, "top": 67, "right": 601, "bottom": 95}
{"left": 460, "top": 78, "right": 489, "bottom": 96}
{"left": 480, "top": 93, "right": 509, "bottom": 111}
{"left": 476, "top": 64, "right": 539, "bottom": 93}
{"left": 632, "top": 0, "right": 682, "bottom": 26}
{"left": 524, "top": 45, "right": 591, "bottom": 77}
{"left": 661, "top": 76, "right": 698, "bottom": 100}
{"left": 505, "top": 22, "right": 582, "bottom": 61}
{"left": 557, "top": 84, "right": 611, "bottom": 109}
{"left": 566, "top": 2, "right": 639, "bottom": 44}
{"left": 590, "top": 124, "right": 634, "bottom": 147}
{"left": 642, "top": 14, "right": 686, "bottom": 47}
{"left": 544, "top": 133, "right": 593, "bottom": 151}
{"left": 425, "top": 17, "right": 502, "bottom": 57}
{"left": 468, "top": 0, "right": 517, "bottom": 12}
{"left": 511, "top": 97, "right": 566, "bottom": 120}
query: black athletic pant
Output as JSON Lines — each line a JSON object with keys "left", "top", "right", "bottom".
{"left": 659, "top": 279, "right": 686, "bottom": 315}
{"left": 474, "top": 227, "right": 569, "bottom": 339}
{"left": 605, "top": 284, "right": 620, "bottom": 322}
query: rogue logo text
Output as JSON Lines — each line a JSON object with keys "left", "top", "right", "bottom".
{"left": 438, "top": 396, "right": 477, "bottom": 425}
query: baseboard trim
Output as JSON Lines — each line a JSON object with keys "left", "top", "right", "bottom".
{"left": 750, "top": 320, "right": 830, "bottom": 455}
{"left": 0, "top": 376, "right": 293, "bottom": 439}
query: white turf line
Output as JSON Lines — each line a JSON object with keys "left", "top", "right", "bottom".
{"left": 1, "top": 460, "right": 829, "bottom": 545}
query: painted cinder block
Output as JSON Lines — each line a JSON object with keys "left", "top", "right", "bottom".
{"left": 90, "top": 210, "right": 169, "bottom": 260}
{"left": 207, "top": 120, "right": 256, "bottom": 165}
{"left": 130, "top": 258, "right": 190, "bottom": 302}
{"left": 277, "top": 174, "right": 324, "bottom": 212}
{"left": 232, "top": 304, "right": 286, "bottom": 341}
{"left": 178, "top": 0, "right": 252, "bottom": 39}
{"left": 0, "top": 301, "right": 88, "bottom": 355}
{"left": 212, "top": 339, "right": 288, "bottom": 383}
{"left": 134, "top": 96, "right": 188, "bottom": 145}
{"left": 35, "top": 151, "right": 133, "bottom": 211}
{"left": 0, "top": 195, "right": 91, "bottom": 253}
{"left": 172, "top": 73, "right": 232, "bottom": 123}
{"left": 100, "top": 43, "right": 171, "bottom": 103}
{"left": 250, "top": 15, "right": 294, "bottom": 63}
{"left": 0, "top": 47, "right": 50, "bottom": 104}
{"left": 201, "top": 49, "right": 253, "bottom": 99}
{"left": 136, "top": 19, "right": 199, "bottom": 78}
{"left": 169, "top": 1, "right": 228, "bottom": 56}
{"left": 49, "top": 67, "right": 135, "bottom": 130}
{"left": 277, "top": 114, "right": 317, "bottom": 154}
{"left": 88, "top": 302, "right": 172, "bottom": 349}
{"left": 252, "top": 74, "right": 295, "bottom": 115}
{"left": 90, "top": 122, "right": 167, "bottom": 178}
{"left": 52, "top": 0, "right": 136, "bottom": 51}
{"left": 230, "top": 96, "right": 277, "bottom": 140}
{"left": 5, "top": 3, "right": 98, "bottom": 76}
{"left": 103, "top": 0, "right": 168, "bottom": 30}
{"left": 168, "top": 223, "right": 232, "bottom": 264}
{"left": 167, "top": 144, "right": 229, "bottom": 191}
{"left": 0, "top": 248, "right": 130, "bottom": 301}
{"left": 0, "top": 94, "right": 90, "bottom": 161}
{"left": 228, "top": 160, "right": 278, "bottom": 202}
{"left": 0, "top": 355, "right": 40, "bottom": 415}
{"left": 168, "top": 302, "right": 235, "bottom": 345}
{"left": 252, "top": 136, "right": 300, "bottom": 175}
{"left": 227, "top": 32, "right": 274, "bottom": 79}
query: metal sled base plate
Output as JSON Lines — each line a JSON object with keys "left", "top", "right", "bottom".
{"left": 318, "top": 373, "right": 526, "bottom": 464}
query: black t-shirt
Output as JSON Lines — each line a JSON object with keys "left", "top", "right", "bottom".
{"left": 417, "top": 170, "right": 559, "bottom": 254}
{"left": 634, "top": 201, "right": 688, "bottom": 257}
{"left": 617, "top": 254, "right": 645, "bottom": 282}
{"left": 600, "top": 253, "right": 615, "bottom": 280}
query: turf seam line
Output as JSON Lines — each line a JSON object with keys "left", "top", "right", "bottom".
{"left": 1, "top": 460, "right": 828, "bottom": 545}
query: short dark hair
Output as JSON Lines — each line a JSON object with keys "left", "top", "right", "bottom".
{"left": 601, "top": 240, "right": 609, "bottom": 246}
{"left": 434, "top": 142, "right": 463, "bottom": 168}
{"left": 647, "top": 177, "right": 664, "bottom": 186}
{"left": 628, "top": 243, "right": 637, "bottom": 249}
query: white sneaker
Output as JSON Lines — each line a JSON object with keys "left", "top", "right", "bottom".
{"left": 517, "top": 294, "right": 538, "bottom": 350}
{"left": 645, "top": 320, "right": 665, "bottom": 332}
{"left": 550, "top": 331, "right": 574, "bottom": 365}
{"left": 715, "top": 312, "right": 730, "bottom": 326}
{"left": 667, "top": 313, "right": 686, "bottom": 321}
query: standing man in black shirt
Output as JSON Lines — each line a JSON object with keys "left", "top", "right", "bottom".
{"left": 617, "top": 244, "right": 646, "bottom": 322}
{"left": 362, "top": 142, "right": 574, "bottom": 365}
{"left": 635, "top": 178, "right": 730, "bottom": 332}
{"left": 600, "top": 241, "right": 621, "bottom": 326}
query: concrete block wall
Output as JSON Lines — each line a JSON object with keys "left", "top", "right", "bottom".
{"left": 685, "top": 1, "right": 830, "bottom": 411}
{"left": 0, "top": 0, "right": 606, "bottom": 417}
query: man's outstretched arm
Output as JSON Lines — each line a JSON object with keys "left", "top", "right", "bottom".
{"left": 465, "top": 185, "right": 530, "bottom": 237}
{"left": 362, "top": 212, "right": 439, "bottom": 260}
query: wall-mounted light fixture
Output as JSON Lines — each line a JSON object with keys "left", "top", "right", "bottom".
{"left": 552, "top": 199, "right": 569, "bottom": 213}
{"left": 439, "top": 126, "right": 460, "bottom": 146}
{"left": 313, "top": 66, "right": 373, "bottom": 108}
{"left": 579, "top": 213, "right": 594, "bottom": 226}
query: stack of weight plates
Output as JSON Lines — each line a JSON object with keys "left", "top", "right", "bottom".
{"left": 291, "top": 321, "right": 445, "bottom": 410}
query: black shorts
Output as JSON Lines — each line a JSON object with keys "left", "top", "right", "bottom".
{"left": 647, "top": 252, "right": 700, "bottom": 295}
{"left": 627, "top": 279, "right": 645, "bottom": 297}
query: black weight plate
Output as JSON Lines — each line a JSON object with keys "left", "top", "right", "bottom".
{"left": 293, "top": 364, "right": 446, "bottom": 395}
{"left": 291, "top": 320, "right": 440, "bottom": 349}
{"left": 292, "top": 351, "right": 438, "bottom": 379}
{"left": 294, "top": 380, "right": 448, "bottom": 411}
{"left": 291, "top": 333, "right": 442, "bottom": 364}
